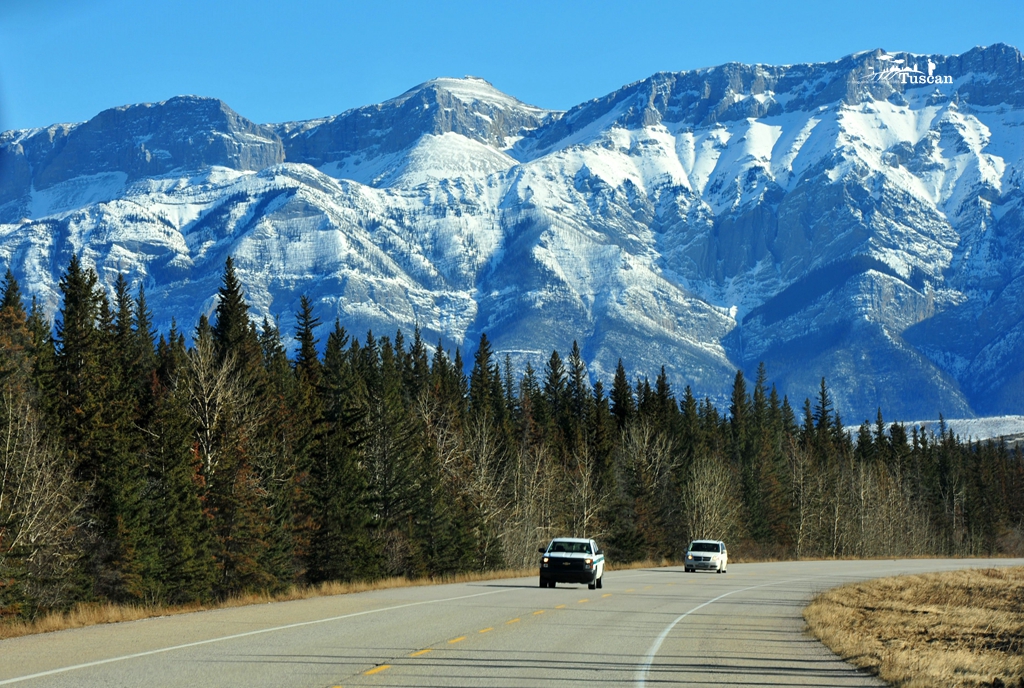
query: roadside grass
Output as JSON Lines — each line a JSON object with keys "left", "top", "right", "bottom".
{"left": 804, "top": 566, "right": 1024, "bottom": 688}
{"left": 0, "top": 567, "right": 534, "bottom": 641}
{"left": 0, "top": 557, "right": 672, "bottom": 641}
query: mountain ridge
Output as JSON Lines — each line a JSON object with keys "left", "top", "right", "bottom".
{"left": 1, "top": 43, "right": 1022, "bottom": 420}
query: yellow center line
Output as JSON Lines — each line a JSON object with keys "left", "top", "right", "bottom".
{"left": 555, "top": 604, "right": 566, "bottom": 609}
{"left": 507, "top": 618, "right": 520, "bottom": 624}
{"left": 578, "top": 598, "right": 589, "bottom": 603}
{"left": 643, "top": 585, "right": 653, "bottom": 590}
{"left": 625, "top": 588, "right": 635, "bottom": 592}
{"left": 602, "top": 593, "right": 612, "bottom": 597}
{"left": 409, "top": 649, "right": 432, "bottom": 657}
{"left": 533, "top": 610, "right": 545, "bottom": 615}
{"left": 364, "top": 665, "right": 390, "bottom": 675}
{"left": 448, "top": 636, "right": 466, "bottom": 644}
{"left": 479, "top": 627, "right": 493, "bottom": 633}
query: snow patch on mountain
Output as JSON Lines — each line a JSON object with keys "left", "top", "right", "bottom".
{"left": 28, "top": 172, "right": 128, "bottom": 219}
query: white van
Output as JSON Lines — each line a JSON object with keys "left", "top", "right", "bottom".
{"left": 684, "top": 540, "right": 728, "bottom": 573}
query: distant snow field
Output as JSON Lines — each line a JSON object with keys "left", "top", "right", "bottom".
{"left": 902, "top": 416, "right": 1024, "bottom": 442}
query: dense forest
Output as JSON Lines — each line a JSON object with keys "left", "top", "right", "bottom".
{"left": 1, "top": 256, "right": 1022, "bottom": 620}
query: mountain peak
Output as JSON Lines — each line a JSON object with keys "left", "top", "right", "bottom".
{"left": 279, "top": 75, "right": 558, "bottom": 175}
{"left": 391, "top": 76, "right": 550, "bottom": 116}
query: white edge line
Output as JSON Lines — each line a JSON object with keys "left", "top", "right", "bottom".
{"left": 634, "top": 577, "right": 806, "bottom": 686}
{"left": 0, "top": 587, "right": 512, "bottom": 686}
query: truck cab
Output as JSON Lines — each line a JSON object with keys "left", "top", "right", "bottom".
{"left": 539, "top": 538, "right": 605, "bottom": 589}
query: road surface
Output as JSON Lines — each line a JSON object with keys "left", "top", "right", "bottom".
{"left": 2, "top": 558, "right": 1021, "bottom": 687}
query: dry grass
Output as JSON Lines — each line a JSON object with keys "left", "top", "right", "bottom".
{"left": 0, "top": 557, "right": 670, "bottom": 641}
{"left": 805, "top": 566, "right": 1024, "bottom": 688}
{"left": 0, "top": 566, "right": 539, "bottom": 641}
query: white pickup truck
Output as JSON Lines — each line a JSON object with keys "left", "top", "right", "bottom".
{"left": 538, "top": 537, "right": 605, "bottom": 589}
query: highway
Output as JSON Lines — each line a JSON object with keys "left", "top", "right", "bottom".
{"left": 2, "top": 558, "right": 1021, "bottom": 687}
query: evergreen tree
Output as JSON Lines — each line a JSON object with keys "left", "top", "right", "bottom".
{"left": 149, "top": 335, "right": 216, "bottom": 603}
{"left": 308, "top": 321, "right": 380, "bottom": 582}
{"left": 543, "top": 349, "right": 567, "bottom": 419}
{"left": 0, "top": 269, "right": 23, "bottom": 315}
{"left": 257, "top": 319, "right": 303, "bottom": 587}
{"left": 202, "top": 260, "right": 279, "bottom": 595}
{"left": 294, "top": 295, "right": 322, "bottom": 387}
{"left": 610, "top": 359, "right": 634, "bottom": 430}
{"left": 211, "top": 257, "right": 251, "bottom": 361}
{"left": 469, "top": 333, "right": 499, "bottom": 422}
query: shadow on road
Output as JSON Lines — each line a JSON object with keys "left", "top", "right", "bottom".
{"left": 219, "top": 648, "right": 875, "bottom": 686}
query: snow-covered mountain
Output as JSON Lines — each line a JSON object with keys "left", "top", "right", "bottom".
{"left": 1, "top": 46, "right": 1023, "bottom": 421}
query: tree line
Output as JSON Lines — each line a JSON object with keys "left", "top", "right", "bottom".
{"left": 1, "top": 256, "right": 1022, "bottom": 620}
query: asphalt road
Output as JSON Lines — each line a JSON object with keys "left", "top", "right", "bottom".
{"left": 2, "top": 558, "right": 1021, "bottom": 687}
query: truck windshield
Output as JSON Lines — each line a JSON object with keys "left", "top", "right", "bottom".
{"left": 549, "top": 541, "right": 592, "bottom": 554}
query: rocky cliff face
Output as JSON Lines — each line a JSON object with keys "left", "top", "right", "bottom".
{"left": 0, "top": 96, "right": 283, "bottom": 212}
{"left": 1, "top": 45, "right": 1021, "bottom": 421}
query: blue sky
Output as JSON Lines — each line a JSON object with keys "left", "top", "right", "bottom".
{"left": 0, "top": 0, "right": 1020, "bottom": 131}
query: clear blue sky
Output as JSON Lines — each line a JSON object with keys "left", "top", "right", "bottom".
{"left": 0, "top": 0, "right": 1021, "bottom": 131}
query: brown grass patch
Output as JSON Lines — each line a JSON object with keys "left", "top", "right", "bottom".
{"left": 804, "top": 566, "right": 1024, "bottom": 687}
{"left": 0, "top": 567, "right": 540, "bottom": 641}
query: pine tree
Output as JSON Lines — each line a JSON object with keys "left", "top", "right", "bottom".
{"left": 543, "top": 349, "right": 567, "bottom": 417}
{"left": 308, "top": 321, "right": 380, "bottom": 582}
{"left": 0, "top": 269, "right": 30, "bottom": 387}
{"left": 610, "top": 359, "right": 634, "bottom": 430}
{"left": 0, "top": 269, "right": 23, "bottom": 315}
{"left": 565, "top": 341, "right": 594, "bottom": 452}
{"left": 469, "top": 333, "right": 498, "bottom": 422}
{"left": 98, "top": 275, "right": 161, "bottom": 602}
{"left": 202, "top": 259, "right": 279, "bottom": 595}
{"left": 257, "top": 318, "right": 303, "bottom": 587}
{"left": 289, "top": 300, "right": 326, "bottom": 582}
{"left": 814, "top": 378, "right": 834, "bottom": 435}
{"left": 149, "top": 335, "right": 216, "bottom": 603}
{"left": 405, "top": 327, "right": 431, "bottom": 401}
{"left": 360, "top": 334, "right": 423, "bottom": 576}
{"left": 134, "top": 284, "right": 158, "bottom": 379}
{"left": 211, "top": 257, "right": 251, "bottom": 362}
{"left": 652, "top": 366, "right": 676, "bottom": 430}
{"left": 50, "top": 255, "right": 105, "bottom": 464}
{"left": 728, "top": 370, "right": 750, "bottom": 458}
{"left": 294, "top": 295, "right": 322, "bottom": 387}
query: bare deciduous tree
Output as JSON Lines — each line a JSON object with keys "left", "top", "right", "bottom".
{"left": 567, "top": 440, "right": 601, "bottom": 539}
{"left": 463, "top": 414, "right": 510, "bottom": 567}
{"left": 181, "top": 337, "right": 260, "bottom": 478}
{"left": 682, "top": 449, "right": 741, "bottom": 543}
{"left": 501, "top": 439, "right": 557, "bottom": 568}
{"left": 0, "top": 386, "right": 82, "bottom": 611}
{"left": 617, "top": 419, "right": 678, "bottom": 557}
